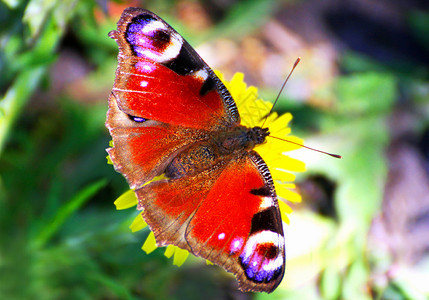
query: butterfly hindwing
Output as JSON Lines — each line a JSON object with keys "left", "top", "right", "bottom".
{"left": 135, "top": 160, "right": 224, "bottom": 250}
{"left": 136, "top": 152, "right": 285, "bottom": 293}
{"left": 186, "top": 152, "right": 285, "bottom": 292}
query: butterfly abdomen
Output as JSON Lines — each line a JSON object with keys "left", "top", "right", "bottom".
{"left": 165, "top": 126, "right": 269, "bottom": 179}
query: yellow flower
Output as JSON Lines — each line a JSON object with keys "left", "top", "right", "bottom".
{"left": 114, "top": 72, "right": 305, "bottom": 266}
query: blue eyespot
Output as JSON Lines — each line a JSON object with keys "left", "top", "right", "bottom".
{"left": 128, "top": 115, "right": 146, "bottom": 123}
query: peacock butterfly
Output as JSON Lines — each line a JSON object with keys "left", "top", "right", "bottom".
{"left": 106, "top": 7, "right": 287, "bottom": 293}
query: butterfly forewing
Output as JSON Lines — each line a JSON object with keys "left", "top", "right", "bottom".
{"left": 107, "top": 95, "right": 203, "bottom": 189}
{"left": 107, "top": 7, "right": 239, "bottom": 131}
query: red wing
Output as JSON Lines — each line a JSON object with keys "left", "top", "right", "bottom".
{"left": 136, "top": 153, "right": 285, "bottom": 293}
{"left": 106, "top": 8, "right": 241, "bottom": 187}
{"left": 135, "top": 163, "right": 223, "bottom": 250}
{"left": 108, "top": 7, "right": 239, "bottom": 130}
{"left": 107, "top": 94, "right": 202, "bottom": 188}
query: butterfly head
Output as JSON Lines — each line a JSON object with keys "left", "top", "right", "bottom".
{"left": 247, "top": 126, "right": 270, "bottom": 146}
{"left": 218, "top": 126, "right": 270, "bottom": 155}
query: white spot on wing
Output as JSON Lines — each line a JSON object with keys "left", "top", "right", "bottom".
{"left": 193, "top": 69, "right": 208, "bottom": 81}
{"left": 142, "top": 20, "right": 167, "bottom": 34}
{"left": 259, "top": 196, "right": 274, "bottom": 209}
{"left": 230, "top": 237, "right": 244, "bottom": 254}
{"left": 135, "top": 61, "right": 155, "bottom": 73}
{"left": 218, "top": 232, "right": 225, "bottom": 240}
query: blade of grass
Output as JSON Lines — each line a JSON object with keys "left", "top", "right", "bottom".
{"left": 33, "top": 179, "right": 107, "bottom": 248}
{"left": 89, "top": 272, "right": 136, "bottom": 300}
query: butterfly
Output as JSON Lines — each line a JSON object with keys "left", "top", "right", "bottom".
{"left": 106, "top": 7, "right": 286, "bottom": 293}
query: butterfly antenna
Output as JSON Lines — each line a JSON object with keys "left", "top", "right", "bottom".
{"left": 268, "top": 136, "right": 342, "bottom": 158}
{"left": 261, "top": 57, "right": 341, "bottom": 159}
{"left": 261, "top": 57, "right": 301, "bottom": 129}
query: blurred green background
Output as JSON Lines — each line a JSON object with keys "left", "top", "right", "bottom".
{"left": 1, "top": 0, "right": 429, "bottom": 299}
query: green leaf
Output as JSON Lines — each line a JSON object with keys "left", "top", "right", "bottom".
{"left": 23, "top": 0, "right": 56, "bottom": 40}
{"left": 343, "top": 258, "right": 371, "bottom": 300}
{"left": 320, "top": 265, "right": 342, "bottom": 299}
{"left": 1, "top": 0, "right": 21, "bottom": 9}
{"left": 208, "top": 0, "right": 277, "bottom": 40}
{"left": 336, "top": 72, "right": 396, "bottom": 115}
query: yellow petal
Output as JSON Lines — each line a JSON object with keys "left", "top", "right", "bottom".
{"left": 279, "top": 199, "right": 293, "bottom": 214}
{"left": 280, "top": 156, "right": 306, "bottom": 172}
{"left": 270, "top": 168, "right": 296, "bottom": 182}
{"left": 142, "top": 231, "right": 157, "bottom": 254}
{"left": 129, "top": 213, "right": 147, "bottom": 232}
{"left": 114, "top": 189, "right": 138, "bottom": 210}
{"left": 173, "top": 248, "right": 189, "bottom": 267}
{"left": 229, "top": 72, "right": 247, "bottom": 99}
{"left": 278, "top": 183, "right": 296, "bottom": 189}
{"left": 261, "top": 154, "right": 306, "bottom": 173}
{"left": 269, "top": 112, "right": 293, "bottom": 131}
{"left": 164, "top": 245, "right": 175, "bottom": 259}
{"left": 278, "top": 200, "right": 292, "bottom": 224}
{"left": 276, "top": 183, "right": 302, "bottom": 203}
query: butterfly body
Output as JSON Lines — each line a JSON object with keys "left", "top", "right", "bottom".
{"left": 107, "top": 7, "right": 286, "bottom": 293}
{"left": 165, "top": 126, "right": 269, "bottom": 179}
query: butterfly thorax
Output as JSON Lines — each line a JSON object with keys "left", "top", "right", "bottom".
{"left": 165, "top": 126, "right": 269, "bottom": 179}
